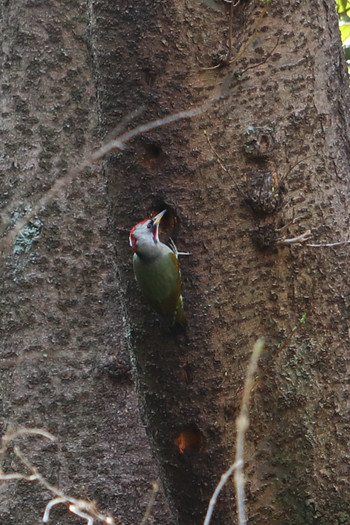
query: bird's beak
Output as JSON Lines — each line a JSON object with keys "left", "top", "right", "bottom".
{"left": 152, "top": 209, "right": 167, "bottom": 225}
{"left": 152, "top": 209, "right": 166, "bottom": 243}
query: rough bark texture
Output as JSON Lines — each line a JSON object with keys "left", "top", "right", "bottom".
{"left": 89, "top": 0, "right": 350, "bottom": 524}
{"left": 1, "top": 0, "right": 350, "bottom": 525}
{"left": 0, "top": 1, "right": 171, "bottom": 524}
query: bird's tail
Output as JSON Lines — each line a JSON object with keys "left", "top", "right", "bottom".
{"left": 173, "top": 295, "right": 187, "bottom": 327}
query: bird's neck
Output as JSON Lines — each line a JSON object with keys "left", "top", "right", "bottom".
{"left": 135, "top": 240, "right": 170, "bottom": 261}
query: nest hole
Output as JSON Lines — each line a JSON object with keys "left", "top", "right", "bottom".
{"left": 174, "top": 424, "right": 204, "bottom": 455}
{"left": 147, "top": 203, "right": 179, "bottom": 237}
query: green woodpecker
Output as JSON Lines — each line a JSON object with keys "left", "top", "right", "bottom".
{"left": 129, "top": 209, "right": 187, "bottom": 326}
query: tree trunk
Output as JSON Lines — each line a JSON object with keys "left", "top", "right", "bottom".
{"left": 90, "top": 0, "right": 350, "bottom": 524}
{"left": 0, "top": 1, "right": 171, "bottom": 524}
{"left": 2, "top": 0, "right": 350, "bottom": 524}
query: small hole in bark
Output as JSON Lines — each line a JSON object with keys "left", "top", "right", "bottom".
{"left": 175, "top": 424, "right": 203, "bottom": 454}
{"left": 141, "top": 68, "right": 157, "bottom": 87}
{"left": 140, "top": 142, "right": 164, "bottom": 168}
{"left": 243, "top": 125, "right": 276, "bottom": 158}
{"left": 259, "top": 134, "right": 269, "bottom": 151}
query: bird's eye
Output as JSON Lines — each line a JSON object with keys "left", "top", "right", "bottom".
{"left": 147, "top": 221, "right": 153, "bottom": 229}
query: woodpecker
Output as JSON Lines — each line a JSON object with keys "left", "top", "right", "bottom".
{"left": 129, "top": 209, "right": 187, "bottom": 326}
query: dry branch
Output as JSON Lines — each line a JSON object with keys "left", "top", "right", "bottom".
{"left": 277, "top": 230, "right": 313, "bottom": 246}
{"left": 0, "top": 428, "right": 115, "bottom": 525}
{"left": 306, "top": 239, "right": 350, "bottom": 247}
{"left": 234, "top": 338, "right": 264, "bottom": 525}
{"left": 0, "top": 99, "right": 216, "bottom": 254}
{"left": 140, "top": 480, "right": 160, "bottom": 525}
{"left": 203, "top": 460, "right": 242, "bottom": 525}
{"left": 203, "top": 338, "right": 264, "bottom": 525}
{"left": 0, "top": 0, "right": 272, "bottom": 256}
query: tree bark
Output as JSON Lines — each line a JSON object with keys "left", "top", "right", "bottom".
{"left": 89, "top": 0, "right": 350, "bottom": 524}
{"left": 0, "top": 1, "right": 171, "bottom": 524}
{"left": 2, "top": 0, "right": 350, "bottom": 524}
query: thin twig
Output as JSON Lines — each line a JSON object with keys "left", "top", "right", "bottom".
{"left": 91, "top": 103, "right": 211, "bottom": 159}
{"left": 15, "top": 445, "right": 115, "bottom": 525}
{"left": 234, "top": 338, "right": 264, "bottom": 525}
{"left": 306, "top": 239, "right": 350, "bottom": 247}
{"left": 43, "top": 498, "right": 68, "bottom": 522}
{"left": 0, "top": 100, "right": 213, "bottom": 254}
{"left": 13, "top": 446, "right": 64, "bottom": 498}
{"left": 0, "top": 2, "right": 270, "bottom": 253}
{"left": 68, "top": 505, "right": 94, "bottom": 525}
{"left": 228, "top": 1, "right": 270, "bottom": 65}
{"left": 203, "top": 339, "right": 264, "bottom": 525}
{"left": 0, "top": 428, "right": 115, "bottom": 525}
{"left": 227, "top": 1, "right": 234, "bottom": 62}
{"left": 279, "top": 155, "right": 312, "bottom": 185}
{"left": 204, "top": 131, "right": 228, "bottom": 172}
{"left": 0, "top": 428, "right": 55, "bottom": 455}
{"left": 0, "top": 472, "right": 39, "bottom": 482}
{"left": 102, "top": 105, "right": 147, "bottom": 145}
{"left": 140, "top": 480, "right": 159, "bottom": 525}
{"left": 238, "top": 37, "right": 280, "bottom": 76}
{"left": 203, "top": 460, "right": 242, "bottom": 525}
{"left": 201, "top": 0, "right": 269, "bottom": 71}
{"left": 277, "top": 230, "right": 313, "bottom": 245}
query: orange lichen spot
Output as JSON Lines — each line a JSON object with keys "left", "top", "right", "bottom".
{"left": 175, "top": 425, "right": 203, "bottom": 454}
